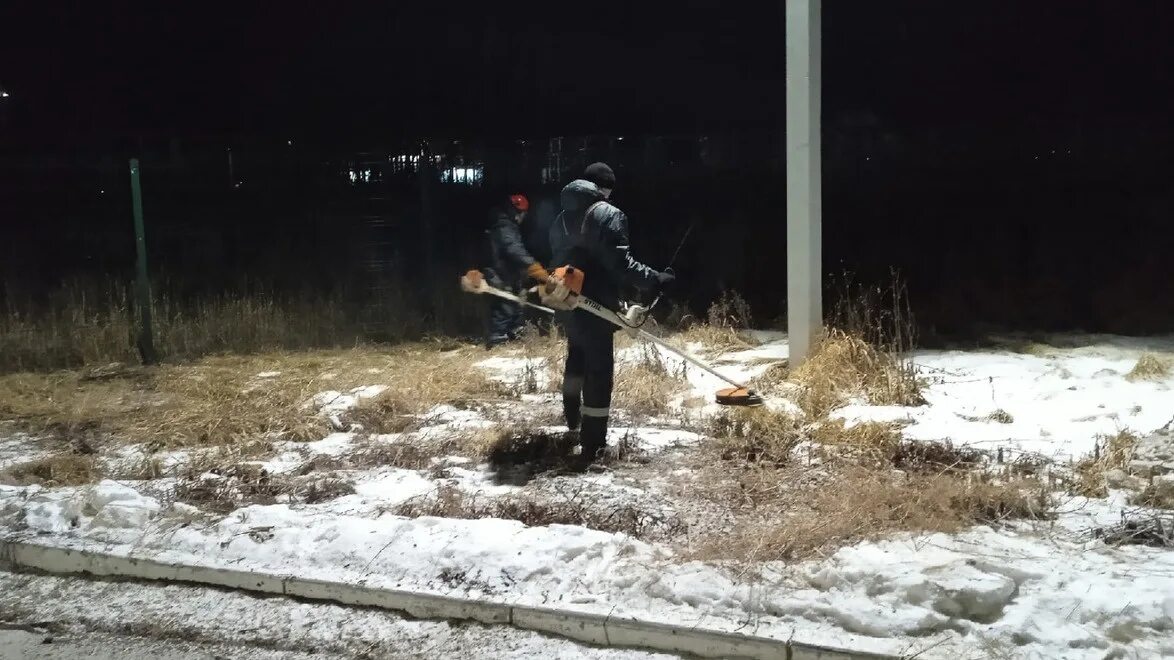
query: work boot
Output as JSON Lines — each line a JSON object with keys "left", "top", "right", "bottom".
{"left": 577, "top": 416, "right": 607, "bottom": 464}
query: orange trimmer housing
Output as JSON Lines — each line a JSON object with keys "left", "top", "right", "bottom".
{"left": 549, "top": 265, "right": 585, "bottom": 296}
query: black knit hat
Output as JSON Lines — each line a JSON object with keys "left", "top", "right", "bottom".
{"left": 584, "top": 162, "right": 616, "bottom": 189}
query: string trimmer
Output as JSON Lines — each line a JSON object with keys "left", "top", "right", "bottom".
{"left": 460, "top": 268, "right": 764, "bottom": 407}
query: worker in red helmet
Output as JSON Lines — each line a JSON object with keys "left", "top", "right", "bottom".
{"left": 482, "top": 193, "right": 550, "bottom": 348}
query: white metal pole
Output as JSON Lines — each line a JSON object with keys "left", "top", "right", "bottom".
{"left": 785, "top": 0, "right": 823, "bottom": 367}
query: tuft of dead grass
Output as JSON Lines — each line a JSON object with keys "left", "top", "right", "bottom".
{"left": 810, "top": 420, "right": 903, "bottom": 466}
{"left": 708, "top": 407, "right": 803, "bottom": 465}
{"left": 1070, "top": 430, "right": 1139, "bottom": 497}
{"left": 987, "top": 409, "right": 1015, "bottom": 424}
{"left": 694, "top": 466, "right": 1051, "bottom": 562}
{"left": 671, "top": 291, "right": 758, "bottom": 354}
{"left": 1126, "top": 354, "right": 1171, "bottom": 382}
{"left": 0, "top": 452, "right": 99, "bottom": 487}
{"left": 790, "top": 329, "right": 925, "bottom": 419}
{"left": 613, "top": 344, "right": 687, "bottom": 417}
{"left": 339, "top": 392, "right": 421, "bottom": 434}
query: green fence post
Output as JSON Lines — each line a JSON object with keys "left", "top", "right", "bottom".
{"left": 129, "top": 158, "right": 158, "bottom": 365}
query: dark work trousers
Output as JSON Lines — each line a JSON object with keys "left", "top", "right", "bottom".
{"left": 562, "top": 314, "right": 615, "bottom": 459}
{"left": 485, "top": 270, "right": 524, "bottom": 345}
{"left": 487, "top": 297, "right": 523, "bottom": 343}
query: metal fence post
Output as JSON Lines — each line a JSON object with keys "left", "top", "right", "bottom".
{"left": 129, "top": 158, "right": 157, "bottom": 365}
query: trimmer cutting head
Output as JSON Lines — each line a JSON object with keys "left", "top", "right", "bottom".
{"left": 715, "top": 387, "right": 765, "bottom": 407}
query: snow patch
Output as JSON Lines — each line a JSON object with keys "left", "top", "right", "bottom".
{"left": 303, "top": 385, "right": 388, "bottom": 414}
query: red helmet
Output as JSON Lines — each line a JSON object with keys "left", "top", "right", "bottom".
{"left": 509, "top": 194, "right": 530, "bottom": 212}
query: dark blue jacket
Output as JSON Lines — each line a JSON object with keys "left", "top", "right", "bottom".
{"left": 549, "top": 179, "right": 660, "bottom": 312}
{"left": 485, "top": 207, "right": 535, "bottom": 288}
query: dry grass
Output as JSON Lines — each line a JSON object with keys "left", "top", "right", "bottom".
{"left": 613, "top": 343, "right": 687, "bottom": 417}
{"left": 810, "top": 419, "right": 904, "bottom": 466}
{"left": 790, "top": 329, "right": 924, "bottom": 419}
{"left": 174, "top": 462, "right": 357, "bottom": 513}
{"left": 1126, "top": 354, "right": 1171, "bottom": 382}
{"left": 708, "top": 407, "right": 803, "bottom": 465}
{"left": 695, "top": 466, "right": 1051, "bottom": 562}
{"left": 671, "top": 291, "right": 758, "bottom": 353}
{"left": 340, "top": 392, "right": 424, "bottom": 435}
{"left": 0, "top": 283, "right": 377, "bottom": 374}
{"left": 1092, "top": 512, "right": 1174, "bottom": 547}
{"left": 0, "top": 452, "right": 99, "bottom": 486}
{"left": 0, "top": 343, "right": 499, "bottom": 455}
{"left": 392, "top": 484, "right": 685, "bottom": 541}
{"left": 298, "top": 431, "right": 493, "bottom": 475}
{"left": 1071, "top": 430, "right": 1140, "bottom": 497}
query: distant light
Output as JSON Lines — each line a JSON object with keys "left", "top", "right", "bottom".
{"left": 865, "top": 156, "right": 871, "bottom": 161}
{"left": 1034, "top": 155, "right": 1039, "bottom": 160}
{"left": 1051, "top": 150, "right": 1056, "bottom": 155}
{"left": 100, "top": 190, "right": 105, "bottom": 194}
{"left": 0, "top": 92, "right": 9, "bottom": 98}
{"left": 287, "top": 140, "right": 293, "bottom": 146}
{"left": 617, "top": 136, "right": 625, "bottom": 141}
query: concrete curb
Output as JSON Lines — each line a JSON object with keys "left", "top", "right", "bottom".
{"left": 1, "top": 539, "right": 898, "bottom": 660}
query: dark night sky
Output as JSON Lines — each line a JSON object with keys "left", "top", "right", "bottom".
{"left": 3, "top": 1, "right": 1172, "bottom": 142}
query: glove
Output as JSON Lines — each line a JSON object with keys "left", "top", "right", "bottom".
{"left": 526, "top": 262, "right": 550, "bottom": 283}
{"left": 539, "top": 274, "right": 580, "bottom": 311}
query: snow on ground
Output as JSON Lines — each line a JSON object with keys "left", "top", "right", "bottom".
{"left": 0, "top": 569, "right": 674, "bottom": 659}
{"left": 0, "top": 432, "right": 45, "bottom": 471}
{"left": 303, "top": 385, "right": 388, "bottom": 414}
{"left": 2, "top": 334, "right": 1173, "bottom": 659}
{"left": 836, "top": 343, "right": 1174, "bottom": 464}
{"left": 3, "top": 477, "right": 1173, "bottom": 658}
{"left": 475, "top": 354, "right": 551, "bottom": 391}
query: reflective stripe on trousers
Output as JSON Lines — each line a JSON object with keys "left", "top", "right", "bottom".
{"left": 581, "top": 405, "right": 610, "bottom": 418}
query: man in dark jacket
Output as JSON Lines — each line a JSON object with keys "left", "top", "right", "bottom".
{"left": 484, "top": 194, "right": 549, "bottom": 347}
{"left": 549, "top": 163, "right": 675, "bottom": 464}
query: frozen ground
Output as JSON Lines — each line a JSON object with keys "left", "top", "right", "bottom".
{"left": 2, "top": 333, "right": 1173, "bottom": 659}
{"left": 0, "top": 568, "right": 674, "bottom": 659}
